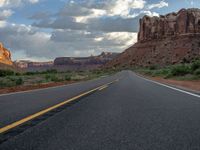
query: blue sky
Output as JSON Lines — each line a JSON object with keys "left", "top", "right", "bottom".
{"left": 0, "top": 0, "right": 199, "bottom": 61}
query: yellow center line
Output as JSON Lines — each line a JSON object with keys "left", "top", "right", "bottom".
{"left": 0, "top": 79, "right": 119, "bottom": 134}
{"left": 98, "top": 85, "right": 108, "bottom": 91}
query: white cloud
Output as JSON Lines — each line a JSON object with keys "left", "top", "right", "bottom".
{"left": 29, "top": 0, "right": 38, "bottom": 4}
{"left": 0, "top": 20, "right": 7, "bottom": 27}
{"left": 0, "top": 0, "right": 166, "bottom": 60}
{"left": 0, "top": 9, "right": 13, "bottom": 20}
{"left": 148, "top": 0, "right": 168, "bottom": 9}
{"left": 0, "top": 0, "right": 39, "bottom": 8}
{"left": 0, "top": 21, "right": 138, "bottom": 60}
{"left": 107, "top": 0, "right": 146, "bottom": 17}
{"left": 140, "top": 11, "right": 159, "bottom": 17}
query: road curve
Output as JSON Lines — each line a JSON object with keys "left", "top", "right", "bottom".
{"left": 1, "top": 71, "right": 200, "bottom": 150}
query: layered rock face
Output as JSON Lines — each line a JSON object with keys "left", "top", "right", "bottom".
{"left": 15, "top": 52, "right": 118, "bottom": 72}
{"left": 14, "top": 60, "right": 53, "bottom": 71}
{"left": 138, "top": 8, "right": 200, "bottom": 42}
{"left": 107, "top": 8, "right": 200, "bottom": 67}
{"left": 0, "top": 42, "right": 13, "bottom": 66}
{"left": 54, "top": 52, "right": 119, "bottom": 71}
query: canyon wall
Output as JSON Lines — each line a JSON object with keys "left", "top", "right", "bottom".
{"left": 138, "top": 8, "right": 200, "bottom": 42}
{"left": 107, "top": 8, "right": 200, "bottom": 67}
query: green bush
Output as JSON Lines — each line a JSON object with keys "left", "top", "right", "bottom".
{"left": 45, "top": 69, "right": 57, "bottom": 74}
{"left": 24, "top": 72, "right": 36, "bottom": 75}
{"left": 191, "top": 59, "right": 200, "bottom": 72}
{"left": 0, "top": 80, "right": 15, "bottom": 87}
{"left": 15, "top": 72, "right": 21, "bottom": 76}
{"left": 45, "top": 74, "right": 62, "bottom": 82}
{"left": 149, "top": 65, "right": 157, "bottom": 70}
{"left": 194, "top": 69, "right": 200, "bottom": 75}
{"left": 0, "top": 70, "right": 15, "bottom": 77}
{"left": 171, "top": 65, "right": 191, "bottom": 76}
{"left": 45, "top": 74, "right": 52, "bottom": 81}
{"left": 65, "top": 74, "right": 71, "bottom": 81}
{"left": 16, "top": 78, "right": 23, "bottom": 85}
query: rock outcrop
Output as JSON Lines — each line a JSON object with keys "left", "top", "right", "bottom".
{"left": 15, "top": 52, "right": 119, "bottom": 72}
{"left": 14, "top": 60, "right": 53, "bottom": 71}
{"left": 0, "top": 42, "right": 13, "bottom": 66}
{"left": 138, "top": 8, "right": 200, "bottom": 42}
{"left": 107, "top": 8, "right": 200, "bottom": 67}
{"left": 54, "top": 52, "right": 119, "bottom": 71}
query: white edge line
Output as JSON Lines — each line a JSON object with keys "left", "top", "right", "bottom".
{"left": 135, "top": 74, "right": 200, "bottom": 98}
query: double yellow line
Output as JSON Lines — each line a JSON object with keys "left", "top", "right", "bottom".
{"left": 0, "top": 79, "right": 119, "bottom": 134}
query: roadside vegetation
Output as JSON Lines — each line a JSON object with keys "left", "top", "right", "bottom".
{"left": 0, "top": 69, "right": 117, "bottom": 88}
{"left": 1, "top": 59, "right": 199, "bottom": 89}
{"left": 134, "top": 59, "right": 200, "bottom": 80}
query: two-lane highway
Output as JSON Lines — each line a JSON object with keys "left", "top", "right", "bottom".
{"left": 1, "top": 71, "right": 200, "bottom": 150}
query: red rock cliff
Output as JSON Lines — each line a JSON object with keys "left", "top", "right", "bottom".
{"left": 107, "top": 8, "right": 200, "bottom": 67}
{"left": 138, "top": 8, "right": 200, "bottom": 42}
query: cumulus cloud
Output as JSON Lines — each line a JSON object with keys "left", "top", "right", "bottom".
{"left": 147, "top": 0, "right": 168, "bottom": 9}
{"left": 33, "top": 16, "right": 86, "bottom": 30}
{"left": 0, "top": 22, "right": 138, "bottom": 60}
{"left": 0, "top": 0, "right": 39, "bottom": 8}
{"left": 0, "top": 9, "right": 13, "bottom": 20}
{"left": 0, "top": 0, "right": 168, "bottom": 60}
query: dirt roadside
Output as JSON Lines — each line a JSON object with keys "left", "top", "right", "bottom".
{"left": 140, "top": 75, "right": 200, "bottom": 93}
{"left": 0, "top": 81, "right": 77, "bottom": 95}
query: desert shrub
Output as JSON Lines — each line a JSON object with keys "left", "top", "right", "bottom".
{"left": 45, "top": 69, "right": 57, "bottom": 74}
{"left": 0, "top": 70, "right": 15, "bottom": 77}
{"left": 194, "top": 69, "right": 200, "bottom": 75}
{"left": 45, "top": 74, "right": 52, "bottom": 81}
{"left": 15, "top": 72, "right": 21, "bottom": 76}
{"left": 170, "top": 64, "right": 191, "bottom": 76}
{"left": 149, "top": 65, "right": 157, "bottom": 70}
{"left": 24, "top": 72, "right": 36, "bottom": 75}
{"left": 191, "top": 59, "right": 200, "bottom": 72}
{"left": 151, "top": 69, "right": 170, "bottom": 76}
{"left": 45, "top": 74, "right": 61, "bottom": 82}
{"left": 15, "top": 77, "right": 23, "bottom": 85}
{"left": 0, "top": 79, "right": 15, "bottom": 87}
{"left": 65, "top": 74, "right": 71, "bottom": 81}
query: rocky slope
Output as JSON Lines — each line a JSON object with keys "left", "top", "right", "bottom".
{"left": 107, "top": 8, "right": 200, "bottom": 67}
{"left": 0, "top": 42, "right": 13, "bottom": 66}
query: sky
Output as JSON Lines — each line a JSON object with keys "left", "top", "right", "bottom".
{"left": 0, "top": 0, "right": 199, "bottom": 61}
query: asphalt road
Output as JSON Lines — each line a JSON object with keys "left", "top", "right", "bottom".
{"left": 1, "top": 70, "right": 200, "bottom": 150}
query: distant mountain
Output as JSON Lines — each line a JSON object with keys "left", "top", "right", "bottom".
{"left": 14, "top": 60, "right": 54, "bottom": 72}
{"left": 53, "top": 52, "right": 119, "bottom": 71}
{"left": 106, "top": 8, "right": 200, "bottom": 68}
{"left": 15, "top": 52, "right": 119, "bottom": 72}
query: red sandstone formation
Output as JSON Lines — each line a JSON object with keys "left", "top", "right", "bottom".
{"left": 0, "top": 42, "right": 13, "bottom": 66}
{"left": 15, "top": 52, "right": 119, "bottom": 72}
{"left": 54, "top": 52, "right": 119, "bottom": 71}
{"left": 107, "top": 8, "right": 200, "bottom": 67}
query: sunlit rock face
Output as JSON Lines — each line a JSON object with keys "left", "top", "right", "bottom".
{"left": 138, "top": 8, "right": 200, "bottom": 42}
{"left": 0, "top": 42, "right": 13, "bottom": 66}
{"left": 106, "top": 8, "right": 200, "bottom": 68}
